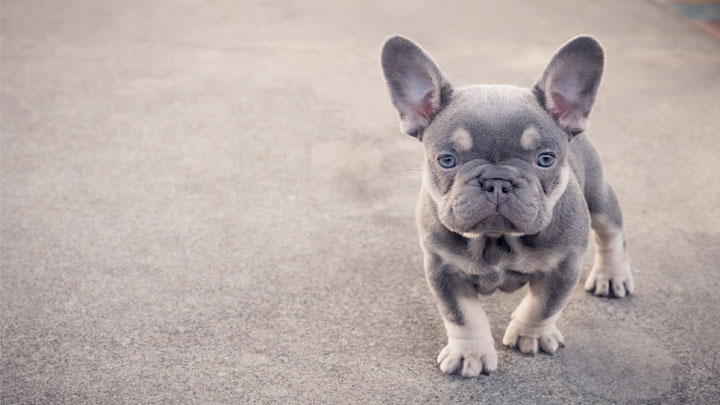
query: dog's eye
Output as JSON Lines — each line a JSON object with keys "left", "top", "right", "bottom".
{"left": 438, "top": 155, "right": 457, "bottom": 169}
{"left": 537, "top": 153, "right": 555, "bottom": 168}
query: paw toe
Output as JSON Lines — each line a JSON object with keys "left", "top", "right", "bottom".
{"left": 594, "top": 279, "right": 610, "bottom": 296}
{"left": 460, "top": 355, "right": 483, "bottom": 377}
{"left": 482, "top": 351, "right": 498, "bottom": 374}
{"left": 518, "top": 336, "right": 538, "bottom": 355}
{"left": 436, "top": 347, "right": 449, "bottom": 365}
{"left": 584, "top": 274, "right": 597, "bottom": 292}
{"left": 501, "top": 332, "right": 517, "bottom": 348}
{"left": 439, "top": 353, "right": 462, "bottom": 375}
{"left": 624, "top": 278, "right": 636, "bottom": 294}
{"left": 612, "top": 280, "right": 627, "bottom": 298}
{"left": 539, "top": 335, "right": 562, "bottom": 354}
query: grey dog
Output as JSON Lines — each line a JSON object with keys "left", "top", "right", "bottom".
{"left": 380, "top": 35, "right": 635, "bottom": 377}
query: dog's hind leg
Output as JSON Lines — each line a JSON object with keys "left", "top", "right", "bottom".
{"left": 584, "top": 182, "right": 635, "bottom": 298}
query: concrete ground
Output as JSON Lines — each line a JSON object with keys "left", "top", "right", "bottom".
{"left": 2, "top": 0, "right": 719, "bottom": 403}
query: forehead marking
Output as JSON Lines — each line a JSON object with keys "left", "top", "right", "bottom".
{"left": 520, "top": 127, "right": 540, "bottom": 150}
{"left": 451, "top": 128, "right": 473, "bottom": 152}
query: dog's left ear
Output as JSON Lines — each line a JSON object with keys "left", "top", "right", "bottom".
{"left": 534, "top": 36, "right": 604, "bottom": 139}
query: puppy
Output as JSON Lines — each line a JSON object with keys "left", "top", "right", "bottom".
{"left": 380, "top": 35, "right": 635, "bottom": 377}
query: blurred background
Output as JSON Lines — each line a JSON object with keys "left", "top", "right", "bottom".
{"left": 2, "top": 0, "right": 719, "bottom": 403}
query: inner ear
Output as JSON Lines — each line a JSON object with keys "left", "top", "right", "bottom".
{"left": 534, "top": 36, "right": 604, "bottom": 137}
{"left": 397, "top": 70, "right": 438, "bottom": 127}
{"left": 381, "top": 36, "right": 453, "bottom": 139}
{"left": 549, "top": 90, "right": 574, "bottom": 120}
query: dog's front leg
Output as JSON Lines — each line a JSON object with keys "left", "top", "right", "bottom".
{"left": 502, "top": 255, "right": 581, "bottom": 355}
{"left": 426, "top": 257, "right": 498, "bottom": 377}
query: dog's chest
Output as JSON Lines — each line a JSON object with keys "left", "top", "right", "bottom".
{"left": 437, "top": 235, "right": 562, "bottom": 293}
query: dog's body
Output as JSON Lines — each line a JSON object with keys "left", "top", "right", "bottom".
{"left": 381, "top": 36, "right": 634, "bottom": 377}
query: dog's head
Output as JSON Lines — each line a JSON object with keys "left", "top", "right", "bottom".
{"left": 381, "top": 35, "right": 604, "bottom": 236}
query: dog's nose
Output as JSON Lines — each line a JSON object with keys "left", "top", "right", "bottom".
{"left": 479, "top": 178, "right": 514, "bottom": 194}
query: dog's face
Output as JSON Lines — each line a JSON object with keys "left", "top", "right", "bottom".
{"left": 421, "top": 85, "right": 571, "bottom": 235}
{"left": 381, "top": 36, "right": 604, "bottom": 236}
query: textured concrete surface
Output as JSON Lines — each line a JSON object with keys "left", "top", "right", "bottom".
{"left": 2, "top": 0, "right": 719, "bottom": 403}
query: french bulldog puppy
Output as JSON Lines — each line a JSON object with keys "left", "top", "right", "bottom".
{"left": 380, "top": 35, "right": 635, "bottom": 377}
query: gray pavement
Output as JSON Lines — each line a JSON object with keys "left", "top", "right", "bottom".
{"left": 2, "top": 0, "right": 719, "bottom": 403}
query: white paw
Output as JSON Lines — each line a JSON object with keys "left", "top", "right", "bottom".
{"left": 584, "top": 262, "right": 635, "bottom": 298}
{"left": 436, "top": 337, "right": 498, "bottom": 377}
{"left": 502, "top": 318, "right": 564, "bottom": 355}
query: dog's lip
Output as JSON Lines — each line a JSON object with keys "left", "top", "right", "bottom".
{"left": 468, "top": 213, "right": 519, "bottom": 234}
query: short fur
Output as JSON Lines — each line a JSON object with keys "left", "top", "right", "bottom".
{"left": 381, "top": 35, "right": 635, "bottom": 377}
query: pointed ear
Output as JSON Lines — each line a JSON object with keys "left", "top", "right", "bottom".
{"left": 381, "top": 35, "right": 453, "bottom": 140}
{"left": 533, "top": 36, "right": 604, "bottom": 138}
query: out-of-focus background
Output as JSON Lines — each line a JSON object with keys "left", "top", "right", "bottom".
{"left": 2, "top": 0, "right": 719, "bottom": 403}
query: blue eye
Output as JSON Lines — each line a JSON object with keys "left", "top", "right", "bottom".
{"left": 537, "top": 153, "right": 555, "bottom": 168}
{"left": 438, "top": 155, "right": 457, "bottom": 168}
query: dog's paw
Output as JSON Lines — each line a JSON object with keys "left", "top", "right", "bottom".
{"left": 436, "top": 337, "right": 497, "bottom": 377}
{"left": 584, "top": 262, "right": 635, "bottom": 298}
{"left": 502, "top": 319, "right": 564, "bottom": 355}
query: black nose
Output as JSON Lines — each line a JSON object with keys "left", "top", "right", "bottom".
{"left": 479, "top": 178, "right": 514, "bottom": 194}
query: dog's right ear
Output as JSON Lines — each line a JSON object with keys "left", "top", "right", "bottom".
{"left": 381, "top": 36, "right": 453, "bottom": 140}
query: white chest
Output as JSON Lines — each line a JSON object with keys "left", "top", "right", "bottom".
{"left": 436, "top": 238, "right": 563, "bottom": 276}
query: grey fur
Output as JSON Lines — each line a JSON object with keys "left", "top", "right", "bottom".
{"left": 381, "top": 35, "right": 635, "bottom": 376}
{"left": 425, "top": 254, "right": 466, "bottom": 325}
{"left": 540, "top": 255, "right": 583, "bottom": 318}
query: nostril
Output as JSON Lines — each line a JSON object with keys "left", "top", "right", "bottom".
{"left": 480, "top": 181, "right": 494, "bottom": 192}
{"left": 480, "top": 178, "right": 514, "bottom": 194}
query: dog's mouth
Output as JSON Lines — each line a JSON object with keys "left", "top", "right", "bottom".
{"left": 466, "top": 213, "right": 519, "bottom": 235}
{"left": 441, "top": 183, "right": 544, "bottom": 237}
{"left": 449, "top": 211, "right": 520, "bottom": 238}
